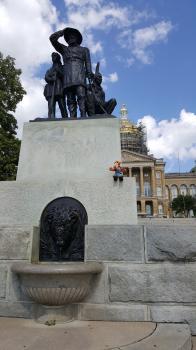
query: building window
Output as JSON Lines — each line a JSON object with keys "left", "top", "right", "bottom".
{"left": 132, "top": 168, "right": 140, "bottom": 195}
{"left": 156, "top": 186, "right": 162, "bottom": 197}
{"left": 137, "top": 201, "right": 141, "bottom": 213}
{"left": 190, "top": 185, "right": 196, "bottom": 197}
{"left": 136, "top": 182, "right": 140, "bottom": 196}
{"left": 156, "top": 171, "right": 161, "bottom": 179}
{"left": 171, "top": 185, "right": 178, "bottom": 200}
{"left": 180, "top": 185, "right": 187, "bottom": 196}
{"left": 144, "top": 182, "right": 151, "bottom": 196}
{"left": 165, "top": 186, "right": 169, "bottom": 199}
{"left": 145, "top": 201, "right": 153, "bottom": 216}
{"left": 158, "top": 204, "right": 163, "bottom": 215}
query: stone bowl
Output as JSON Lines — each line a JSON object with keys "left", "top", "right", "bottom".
{"left": 12, "top": 262, "right": 103, "bottom": 307}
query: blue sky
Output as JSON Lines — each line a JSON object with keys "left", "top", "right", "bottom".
{"left": 0, "top": 0, "right": 196, "bottom": 172}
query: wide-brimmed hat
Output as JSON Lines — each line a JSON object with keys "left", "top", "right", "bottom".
{"left": 63, "top": 27, "right": 83, "bottom": 45}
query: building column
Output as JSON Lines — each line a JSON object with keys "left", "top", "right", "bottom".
{"left": 140, "top": 167, "right": 144, "bottom": 196}
{"left": 141, "top": 199, "right": 145, "bottom": 213}
{"left": 129, "top": 167, "right": 132, "bottom": 177}
{"left": 151, "top": 167, "right": 156, "bottom": 197}
{"left": 152, "top": 199, "right": 157, "bottom": 216}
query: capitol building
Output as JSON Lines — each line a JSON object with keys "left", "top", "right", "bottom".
{"left": 120, "top": 105, "right": 196, "bottom": 217}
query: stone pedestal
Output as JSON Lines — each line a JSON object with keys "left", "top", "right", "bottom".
{"left": 17, "top": 118, "right": 122, "bottom": 182}
{"left": 0, "top": 117, "right": 137, "bottom": 225}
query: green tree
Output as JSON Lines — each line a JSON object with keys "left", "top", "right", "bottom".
{"left": 172, "top": 195, "right": 196, "bottom": 217}
{"left": 0, "top": 52, "right": 26, "bottom": 180}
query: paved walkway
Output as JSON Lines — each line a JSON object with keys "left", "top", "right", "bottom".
{"left": 0, "top": 318, "right": 155, "bottom": 350}
{"left": 0, "top": 317, "right": 193, "bottom": 350}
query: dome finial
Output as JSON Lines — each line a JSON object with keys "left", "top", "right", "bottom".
{"left": 120, "top": 104, "right": 128, "bottom": 120}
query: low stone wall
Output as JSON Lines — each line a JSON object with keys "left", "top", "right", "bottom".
{"left": 83, "top": 225, "right": 196, "bottom": 334}
{"left": 0, "top": 224, "right": 196, "bottom": 334}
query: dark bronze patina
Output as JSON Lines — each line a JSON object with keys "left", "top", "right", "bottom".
{"left": 44, "top": 52, "right": 68, "bottom": 119}
{"left": 86, "top": 62, "right": 117, "bottom": 116}
{"left": 39, "top": 197, "right": 87, "bottom": 261}
{"left": 50, "top": 27, "right": 93, "bottom": 118}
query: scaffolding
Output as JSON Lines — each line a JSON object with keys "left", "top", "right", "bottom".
{"left": 120, "top": 105, "right": 148, "bottom": 155}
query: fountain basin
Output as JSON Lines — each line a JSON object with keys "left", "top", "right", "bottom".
{"left": 12, "top": 262, "right": 103, "bottom": 323}
{"left": 12, "top": 262, "right": 103, "bottom": 306}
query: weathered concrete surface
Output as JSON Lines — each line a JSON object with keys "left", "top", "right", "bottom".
{"left": 78, "top": 303, "right": 147, "bottom": 321}
{"left": 146, "top": 225, "right": 196, "bottom": 262}
{"left": 0, "top": 318, "right": 191, "bottom": 350}
{"left": 85, "top": 225, "right": 144, "bottom": 261}
{"left": 0, "top": 226, "right": 31, "bottom": 260}
{"left": 0, "top": 178, "right": 137, "bottom": 225}
{"left": 83, "top": 264, "right": 108, "bottom": 304}
{"left": 150, "top": 305, "right": 196, "bottom": 335}
{"left": 109, "top": 264, "right": 196, "bottom": 303}
{"left": 0, "top": 301, "right": 34, "bottom": 318}
{"left": 0, "top": 265, "right": 7, "bottom": 298}
{"left": 124, "top": 323, "right": 191, "bottom": 350}
{"left": 0, "top": 318, "right": 155, "bottom": 350}
{"left": 17, "top": 118, "right": 122, "bottom": 182}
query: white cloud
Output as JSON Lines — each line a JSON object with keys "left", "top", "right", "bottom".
{"left": 85, "top": 33, "right": 103, "bottom": 54}
{"left": 108, "top": 72, "right": 118, "bottom": 82}
{"left": 0, "top": 0, "right": 58, "bottom": 73}
{"left": 139, "top": 109, "right": 196, "bottom": 160}
{"left": 64, "top": 0, "right": 154, "bottom": 63}
{"left": 103, "top": 72, "right": 118, "bottom": 83}
{"left": 15, "top": 77, "right": 47, "bottom": 138}
{"left": 132, "top": 21, "right": 173, "bottom": 64}
{"left": 0, "top": 0, "right": 60, "bottom": 136}
{"left": 64, "top": 0, "right": 130, "bottom": 31}
{"left": 118, "top": 21, "right": 173, "bottom": 64}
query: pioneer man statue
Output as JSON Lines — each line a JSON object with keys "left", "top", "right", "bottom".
{"left": 50, "top": 27, "right": 93, "bottom": 118}
{"left": 44, "top": 52, "right": 68, "bottom": 119}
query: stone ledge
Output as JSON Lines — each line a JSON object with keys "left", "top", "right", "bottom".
{"left": 78, "top": 303, "right": 147, "bottom": 321}
{"left": 122, "top": 323, "right": 191, "bottom": 350}
{"left": 150, "top": 305, "right": 196, "bottom": 335}
{"left": 85, "top": 225, "right": 144, "bottom": 262}
{"left": 0, "top": 300, "right": 34, "bottom": 318}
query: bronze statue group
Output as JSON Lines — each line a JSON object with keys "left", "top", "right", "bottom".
{"left": 44, "top": 27, "right": 116, "bottom": 119}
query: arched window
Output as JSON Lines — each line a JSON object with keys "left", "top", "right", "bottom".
{"left": 171, "top": 185, "right": 178, "bottom": 200}
{"left": 190, "top": 185, "right": 196, "bottom": 197}
{"left": 180, "top": 184, "right": 187, "bottom": 196}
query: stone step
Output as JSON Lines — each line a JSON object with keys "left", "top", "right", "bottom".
{"left": 125, "top": 323, "right": 191, "bottom": 350}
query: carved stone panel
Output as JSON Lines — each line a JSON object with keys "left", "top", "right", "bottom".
{"left": 39, "top": 197, "right": 88, "bottom": 261}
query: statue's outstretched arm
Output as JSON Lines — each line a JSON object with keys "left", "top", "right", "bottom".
{"left": 50, "top": 30, "right": 65, "bottom": 55}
